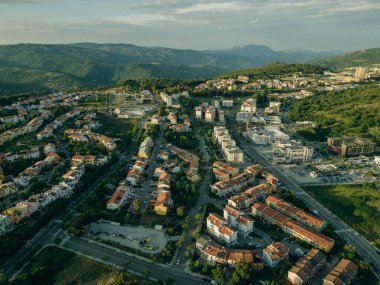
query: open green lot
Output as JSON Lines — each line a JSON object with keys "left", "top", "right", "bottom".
{"left": 12, "top": 247, "right": 154, "bottom": 285}
{"left": 303, "top": 183, "right": 380, "bottom": 246}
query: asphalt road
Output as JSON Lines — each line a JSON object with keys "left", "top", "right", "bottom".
{"left": 227, "top": 116, "right": 380, "bottom": 277}
{"left": 63, "top": 236, "right": 210, "bottom": 285}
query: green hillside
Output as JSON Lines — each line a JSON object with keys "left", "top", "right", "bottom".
{"left": 289, "top": 84, "right": 380, "bottom": 144}
{"left": 220, "top": 62, "right": 325, "bottom": 79}
{"left": 311, "top": 48, "right": 380, "bottom": 69}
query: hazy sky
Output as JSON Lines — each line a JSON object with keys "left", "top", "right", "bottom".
{"left": 0, "top": 0, "right": 379, "bottom": 51}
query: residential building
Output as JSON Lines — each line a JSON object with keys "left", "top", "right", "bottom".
{"left": 195, "top": 106, "right": 202, "bottom": 119}
{"left": 196, "top": 237, "right": 263, "bottom": 269}
{"left": 211, "top": 172, "right": 255, "bottom": 197}
{"left": 241, "top": 98, "right": 257, "bottom": 113}
{"left": 212, "top": 161, "right": 239, "bottom": 181}
{"left": 0, "top": 182, "right": 17, "bottom": 198}
{"left": 263, "top": 242, "right": 289, "bottom": 268}
{"left": 323, "top": 259, "right": 358, "bottom": 285}
{"left": 138, "top": 136, "right": 154, "bottom": 158}
{"left": 222, "top": 100, "right": 233, "bottom": 107}
{"left": 252, "top": 202, "right": 334, "bottom": 252}
{"left": 207, "top": 213, "right": 238, "bottom": 245}
{"left": 288, "top": 249, "right": 326, "bottom": 285}
{"left": 223, "top": 204, "right": 254, "bottom": 237}
{"left": 327, "top": 136, "right": 376, "bottom": 157}
{"left": 266, "top": 195, "right": 327, "bottom": 231}
{"left": 354, "top": 67, "right": 368, "bottom": 79}
{"left": 154, "top": 190, "right": 172, "bottom": 216}
{"left": 265, "top": 102, "right": 281, "bottom": 114}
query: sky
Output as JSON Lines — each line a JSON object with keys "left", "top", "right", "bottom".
{"left": 0, "top": 0, "right": 379, "bottom": 51}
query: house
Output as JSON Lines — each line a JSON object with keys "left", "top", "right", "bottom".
{"left": 212, "top": 161, "right": 239, "bottom": 181}
{"left": 126, "top": 168, "right": 140, "bottom": 185}
{"left": 288, "top": 249, "right": 326, "bottom": 285}
{"left": 154, "top": 191, "right": 172, "bottom": 216}
{"left": 211, "top": 172, "right": 255, "bottom": 197}
{"left": 223, "top": 204, "right": 254, "bottom": 237}
{"left": 0, "top": 182, "right": 17, "bottom": 198}
{"left": 107, "top": 184, "right": 131, "bottom": 210}
{"left": 138, "top": 137, "right": 154, "bottom": 158}
{"left": 323, "top": 259, "right": 358, "bottom": 285}
{"left": 44, "top": 143, "right": 56, "bottom": 154}
{"left": 263, "top": 242, "right": 289, "bottom": 268}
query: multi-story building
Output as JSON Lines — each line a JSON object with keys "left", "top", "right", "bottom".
{"left": 327, "top": 136, "right": 376, "bottom": 157}
{"left": 288, "top": 249, "right": 326, "bottom": 285}
{"left": 323, "top": 259, "right": 358, "bottom": 285}
{"left": 207, "top": 213, "right": 238, "bottom": 245}
{"left": 222, "top": 100, "right": 234, "bottom": 107}
{"left": 252, "top": 202, "right": 334, "bottom": 252}
{"left": 205, "top": 107, "right": 216, "bottom": 122}
{"left": 263, "top": 242, "right": 289, "bottom": 268}
{"left": 241, "top": 98, "right": 257, "bottom": 113}
{"left": 264, "top": 102, "right": 281, "bottom": 114}
{"left": 354, "top": 67, "right": 368, "bottom": 79}
{"left": 211, "top": 172, "right": 255, "bottom": 197}
{"left": 138, "top": 136, "right": 154, "bottom": 158}
{"left": 212, "top": 161, "right": 239, "bottom": 181}
{"left": 195, "top": 106, "right": 202, "bottom": 119}
{"left": 223, "top": 205, "right": 254, "bottom": 237}
{"left": 266, "top": 195, "right": 327, "bottom": 232}
{"left": 196, "top": 237, "right": 263, "bottom": 269}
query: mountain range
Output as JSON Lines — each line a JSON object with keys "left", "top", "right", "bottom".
{"left": 0, "top": 43, "right": 378, "bottom": 95}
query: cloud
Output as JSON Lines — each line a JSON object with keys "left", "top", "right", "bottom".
{"left": 175, "top": 2, "right": 249, "bottom": 14}
{"left": 0, "top": 0, "right": 47, "bottom": 3}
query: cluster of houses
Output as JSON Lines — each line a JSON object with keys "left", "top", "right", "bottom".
{"left": 196, "top": 235, "right": 264, "bottom": 269}
{"left": 37, "top": 108, "right": 82, "bottom": 140}
{"left": 0, "top": 115, "right": 25, "bottom": 124}
{"left": 64, "top": 129, "right": 116, "bottom": 151}
{"left": 0, "top": 92, "right": 90, "bottom": 113}
{"left": 149, "top": 144, "right": 201, "bottom": 216}
{"left": 13, "top": 146, "right": 61, "bottom": 187}
{"left": 71, "top": 154, "right": 108, "bottom": 166}
{"left": 106, "top": 158, "right": 148, "bottom": 211}
{"left": 251, "top": 199, "right": 334, "bottom": 252}
{"left": 0, "top": 147, "right": 40, "bottom": 163}
{"left": 0, "top": 157, "right": 86, "bottom": 236}
{"left": 167, "top": 113, "right": 191, "bottom": 133}
{"left": 159, "top": 91, "right": 189, "bottom": 108}
{"left": 213, "top": 125, "right": 244, "bottom": 164}
{"left": 107, "top": 137, "right": 154, "bottom": 211}
{"left": 197, "top": 162, "right": 287, "bottom": 269}
{"left": 0, "top": 115, "right": 49, "bottom": 146}
{"left": 269, "top": 90, "right": 314, "bottom": 100}
{"left": 194, "top": 103, "right": 225, "bottom": 123}
{"left": 287, "top": 249, "right": 358, "bottom": 285}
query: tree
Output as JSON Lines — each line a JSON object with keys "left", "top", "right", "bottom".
{"left": 0, "top": 273, "right": 9, "bottom": 285}
{"left": 231, "top": 263, "right": 254, "bottom": 284}
{"left": 165, "top": 277, "right": 176, "bottom": 285}
{"left": 132, "top": 199, "right": 141, "bottom": 212}
{"left": 143, "top": 268, "right": 150, "bottom": 278}
{"left": 176, "top": 206, "right": 185, "bottom": 217}
{"left": 211, "top": 265, "right": 225, "bottom": 283}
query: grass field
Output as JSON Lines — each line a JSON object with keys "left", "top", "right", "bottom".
{"left": 303, "top": 183, "right": 380, "bottom": 246}
{"left": 12, "top": 247, "right": 154, "bottom": 285}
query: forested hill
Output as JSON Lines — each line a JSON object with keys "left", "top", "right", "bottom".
{"left": 0, "top": 43, "right": 338, "bottom": 95}
{"left": 289, "top": 85, "right": 380, "bottom": 144}
{"left": 220, "top": 62, "right": 325, "bottom": 79}
{"left": 311, "top": 48, "right": 380, "bottom": 69}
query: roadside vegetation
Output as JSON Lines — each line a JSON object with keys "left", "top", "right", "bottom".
{"left": 303, "top": 183, "right": 380, "bottom": 246}
{"left": 289, "top": 85, "right": 380, "bottom": 144}
{"left": 11, "top": 247, "right": 154, "bottom": 285}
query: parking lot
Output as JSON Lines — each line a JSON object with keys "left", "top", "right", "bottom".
{"left": 89, "top": 222, "right": 168, "bottom": 254}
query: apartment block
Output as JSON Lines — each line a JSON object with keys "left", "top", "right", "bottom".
{"left": 327, "top": 136, "right": 376, "bottom": 157}
{"left": 323, "top": 259, "right": 358, "bottom": 285}
{"left": 252, "top": 202, "right": 334, "bottom": 252}
{"left": 266, "top": 195, "right": 327, "bottom": 232}
{"left": 288, "top": 249, "right": 326, "bottom": 285}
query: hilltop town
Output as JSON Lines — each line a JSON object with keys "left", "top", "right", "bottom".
{"left": 0, "top": 64, "right": 379, "bottom": 285}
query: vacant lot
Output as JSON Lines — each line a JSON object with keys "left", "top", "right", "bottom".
{"left": 303, "top": 183, "right": 380, "bottom": 246}
{"left": 12, "top": 247, "right": 154, "bottom": 285}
